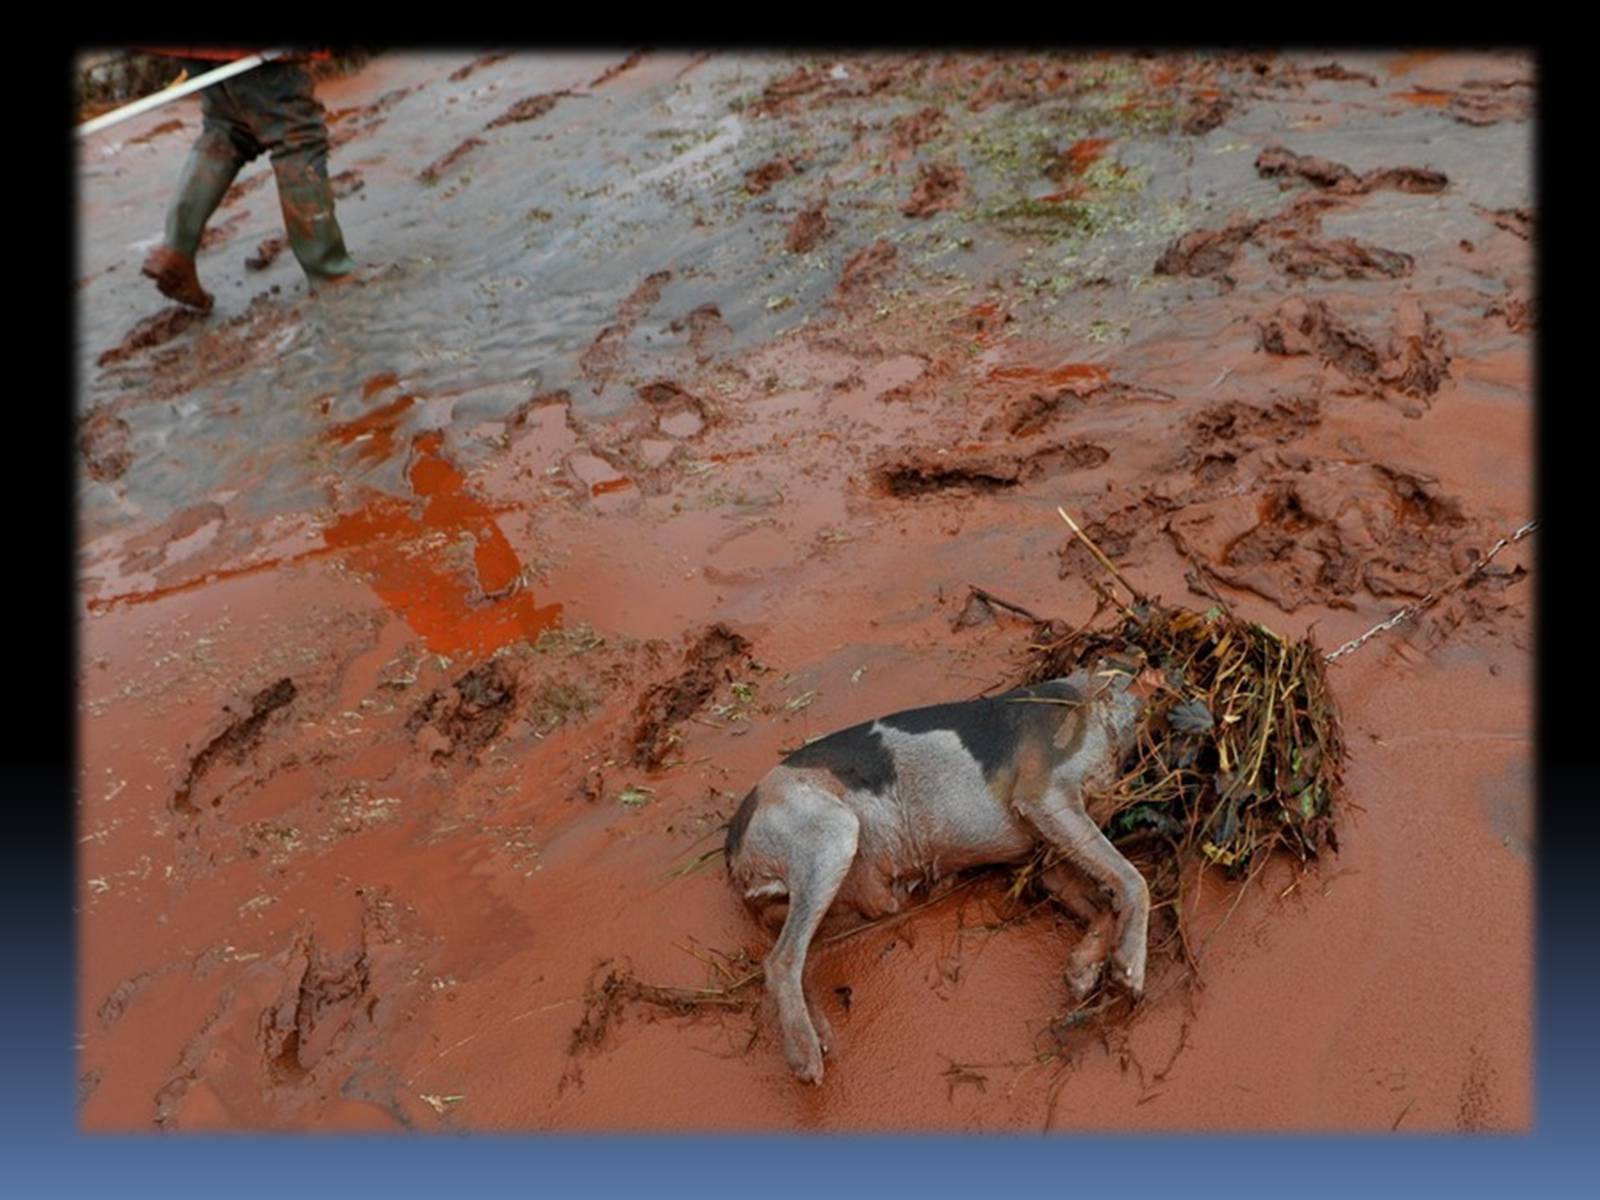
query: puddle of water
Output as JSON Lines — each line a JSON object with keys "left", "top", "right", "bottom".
{"left": 323, "top": 430, "right": 559, "bottom": 657}
{"left": 658, "top": 409, "right": 704, "bottom": 438}
{"left": 639, "top": 438, "right": 676, "bottom": 466}
{"left": 326, "top": 394, "right": 417, "bottom": 465}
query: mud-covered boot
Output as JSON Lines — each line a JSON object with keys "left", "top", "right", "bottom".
{"left": 271, "top": 145, "right": 355, "bottom": 287}
{"left": 142, "top": 126, "right": 247, "bottom": 311}
{"left": 140, "top": 245, "right": 213, "bottom": 312}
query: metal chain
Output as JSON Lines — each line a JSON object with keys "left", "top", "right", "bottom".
{"left": 1324, "top": 518, "right": 1538, "bottom": 663}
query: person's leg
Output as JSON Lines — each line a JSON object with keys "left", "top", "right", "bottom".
{"left": 246, "top": 62, "right": 355, "bottom": 285}
{"left": 142, "top": 65, "right": 258, "bottom": 310}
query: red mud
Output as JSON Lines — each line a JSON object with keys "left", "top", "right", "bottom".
{"left": 79, "top": 407, "right": 134, "bottom": 483}
{"left": 1256, "top": 145, "right": 1449, "bottom": 195}
{"left": 1268, "top": 238, "right": 1415, "bottom": 281}
{"left": 785, "top": 199, "right": 829, "bottom": 254}
{"left": 77, "top": 51, "right": 1533, "bottom": 1135}
{"left": 1260, "top": 297, "right": 1450, "bottom": 399}
{"left": 96, "top": 306, "right": 206, "bottom": 368}
{"left": 743, "top": 156, "right": 802, "bottom": 195}
{"left": 837, "top": 239, "right": 897, "bottom": 295}
{"left": 589, "top": 51, "right": 647, "bottom": 90}
{"left": 1394, "top": 81, "right": 1534, "bottom": 126}
{"left": 448, "top": 52, "right": 510, "bottom": 84}
{"left": 484, "top": 92, "right": 569, "bottom": 130}
{"left": 631, "top": 624, "right": 752, "bottom": 768}
{"left": 902, "top": 161, "right": 967, "bottom": 218}
{"left": 1154, "top": 217, "right": 1260, "bottom": 282}
{"left": 244, "top": 235, "right": 288, "bottom": 271}
{"left": 886, "top": 106, "right": 945, "bottom": 163}
{"left": 418, "top": 138, "right": 485, "bottom": 185}
{"left": 128, "top": 118, "right": 185, "bottom": 145}
{"left": 1050, "top": 136, "right": 1113, "bottom": 178}
{"left": 321, "top": 430, "right": 562, "bottom": 658}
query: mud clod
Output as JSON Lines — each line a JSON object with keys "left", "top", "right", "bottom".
{"left": 419, "top": 137, "right": 485, "bottom": 185}
{"left": 902, "top": 161, "right": 967, "bottom": 217}
{"left": 1268, "top": 238, "right": 1414, "bottom": 281}
{"left": 887, "top": 106, "right": 946, "bottom": 162}
{"left": 1154, "top": 217, "right": 1260, "bottom": 282}
{"left": 1182, "top": 96, "right": 1233, "bottom": 135}
{"left": 631, "top": 624, "right": 752, "bottom": 768}
{"left": 744, "top": 156, "right": 802, "bottom": 194}
{"left": 171, "top": 678, "right": 297, "bottom": 815}
{"left": 786, "top": 199, "right": 830, "bottom": 253}
{"left": 79, "top": 407, "right": 134, "bottom": 483}
{"left": 485, "top": 92, "right": 569, "bottom": 130}
{"left": 98, "top": 307, "right": 206, "bottom": 368}
{"left": 407, "top": 658, "right": 519, "bottom": 762}
{"left": 244, "top": 236, "right": 288, "bottom": 271}
{"left": 448, "top": 52, "right": 510, "bottom": 83}
{"left": 1255, "top": 145, "right": 1447, "bottom": 195}
{"left": 837, "top": 240, "right": 898, "bottom": 294}
{"left": 1260, "top": 298, "right": 1449, "bottom": 397}
{"left": 874, "top": 442, "right": 1108, "bottom": 497}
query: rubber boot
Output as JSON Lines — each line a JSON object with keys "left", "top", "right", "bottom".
{"left": 142, "top": 125, "right": 247, "bottom": 311}
{"left": 270, "top": 143, "right": 356, "bottom": 285}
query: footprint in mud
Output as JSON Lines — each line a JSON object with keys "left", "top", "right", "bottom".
{"left": 1259, "top": 298, "right": 1450, "bottom": 401}
{"left": 154, "top": 902, "right": 417, "bottom": 1129}
{"left": 886, "top": 106, "right": 945, "bottom": 163}
{"left": 170, "top": 677, "right": 297, "bottom": 815}
{"left": 902, "top": 161, "right": 967, "bottom": 218}
{"left": 79, "top": 407, "right": 134, "bottom": 483}
{"left": 631, "top": 623, "right": 752, "bottom": 768}
{"left": 837, "top": 240, "right": 897, "bottom": 297}
{"left": 1056, "top": 497, "right": 1165, "bottom": 581}
{"left": 1165, "top": 459, "right": 1470, "bottom": 613}
{"left": 244, "top": 235, "right": 288, "bottom": 271}
{"left": 448, "top": 51, "right": 510, "bottom": 84}
{"left": 484, "top": 91, "right": 570, "bottom": 131}
{"left": 637, "top": 380, "right": 711, "bottom": 443}
{"left": 97, "top": 306, "right": 207, "bottom": 369}
{"left": 418, "top": 137, "right": 485, "bottom": 186}
{"left": 872, "top": 441, "right": 1108, "bottom": 497}
{"left": 786, "top": 198, "right": 830, "bottom": 253}
{"left": 1255, "top": 145, "right": 1448, "bottom": 195}
{"left": 407, "top": 657, "right": 519, "bottom": 763}
{"left": 744, "top": 155, "right": 803, "bottom": 195}
{"left": 579, "top": 271, "right": 674, "bottom": 394}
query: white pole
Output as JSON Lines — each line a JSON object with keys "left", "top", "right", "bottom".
{"left": 74, "top": 49, "right": 292, "bottom": 141}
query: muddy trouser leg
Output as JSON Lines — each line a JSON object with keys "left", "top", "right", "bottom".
{"left": 163, "top": 74, "right": 256, "bottom": 257}
{"left": 251, "top": 63, "right": 355, "bottom": 282}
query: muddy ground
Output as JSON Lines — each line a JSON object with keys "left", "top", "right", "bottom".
{"left": 74, "top": 50, "right": 1534, "bottom": 1131}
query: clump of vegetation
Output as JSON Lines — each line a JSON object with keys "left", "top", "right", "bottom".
{"left": 1004, "top": 513, "right": 1344, "bottom": 1003}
